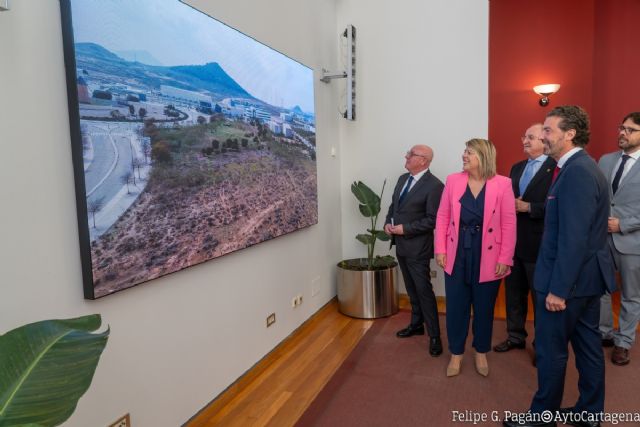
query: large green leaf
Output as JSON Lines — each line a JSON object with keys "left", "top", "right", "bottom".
{"left": 0, "top": 315, "right": 109, "bottom": 427}
{"left": 356, "top": 234, "right": 375, "bottom": 245}
{"left": 351, "top": 181, "right": 380, "bottom": 218}
{"left": 374, "top": 230, "right": 391, "bottom": 242}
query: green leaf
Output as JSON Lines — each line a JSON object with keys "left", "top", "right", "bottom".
{"left": 356, "top": 234, "right": 375, "bottom": 245}
{"left": 374, "top": 230, "right": 391, "bottom": 241}
{"left": 351, "top": 181, "right": 380, "bottom": 218}
{"left": 0, "top": 315, "right": 109, "bottom": 427}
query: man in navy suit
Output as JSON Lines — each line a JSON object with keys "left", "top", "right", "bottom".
{"left": 494, "top": 123, "right": 556, "bottom": 354}
{"left": 504, "top": 106, "right": 615, "bottom": 427}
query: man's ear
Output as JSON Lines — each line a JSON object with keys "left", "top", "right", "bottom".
{"left": 565, "top": 128, "right": 576, "bottom": 142}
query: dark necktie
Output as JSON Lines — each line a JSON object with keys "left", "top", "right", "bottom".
{"left": 612, "top": 154, "right": 631, "bottom": 194}
{"left": 399, "top": 176, "right": 414, "bottom": 204}
{"left": 552, "top": 166, "right": 561, "bottom": 184}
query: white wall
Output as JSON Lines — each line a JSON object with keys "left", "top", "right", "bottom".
{"left": 0, "top": 1, "right": 488, "bottom": 426}
{"left": 0, "top": 1, "right": 340, "bottom": 426}
{"left": 336, "top": 0, "right": 489, "bottom": 295}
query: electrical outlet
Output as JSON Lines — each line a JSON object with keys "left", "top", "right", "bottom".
{"left": 297, "top": 294, "right": 303, "bottom": 305}
{"left": 291, "top": 296, "right": 297, "bottom": 307}
{"left": 266, "top": 313, "right": 276, "bottom": 327}
{"left": 108, "top": 413, "right": 130, "bottom": 427}
{"left": 311, "top": 276, "right": 320, "bottom": 297}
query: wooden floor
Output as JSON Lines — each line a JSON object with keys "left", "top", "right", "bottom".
{"left": 186, "top": 298, "right": 377, "bottom": 427}
{"left": 187, "top": 292, "right": 624, "bottom": 426}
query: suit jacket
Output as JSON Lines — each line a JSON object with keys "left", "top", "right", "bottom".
{"left": 510, "top": 156, "right": 557, "bottom": 262}
{"left": 384, "top": 170, "right": 444, "bottom": 259}
{"left": 599, "top": 151, "right": 640, "bottom": 255}
{"left": 434, "top": 172, "right": 517, "bottom": 283}
{"left": 534, "top": 150, "right": 616, "bottom": 299}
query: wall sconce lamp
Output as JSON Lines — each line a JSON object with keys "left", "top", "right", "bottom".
{"left": 533, "top": 84, "right": 560, "bottom": 107}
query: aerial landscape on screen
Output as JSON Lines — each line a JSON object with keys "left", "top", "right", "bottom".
{"left": 65, "top": 0, "right": 317, "bottom": 298}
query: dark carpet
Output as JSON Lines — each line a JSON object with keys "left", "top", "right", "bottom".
{"left": 296, "top": 310, "right": 640, "bottom": 426}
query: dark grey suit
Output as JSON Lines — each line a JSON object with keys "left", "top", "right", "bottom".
{"left": 599, "top": 151, "right": 640, "bottom": 349}
{"left": 385, "top": 170, "right": 444, "bottom": 337}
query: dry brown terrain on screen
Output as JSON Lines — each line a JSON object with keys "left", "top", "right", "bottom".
{"left": 90, "top": 118, "right": 317, "bottom": 297}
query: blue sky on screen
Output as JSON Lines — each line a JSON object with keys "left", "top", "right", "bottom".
{"left": 70, "top": 0, "right": 314, "bottom": 113}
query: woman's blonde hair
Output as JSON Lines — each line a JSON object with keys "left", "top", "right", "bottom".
{"left": 465, "top": 138, "right": 496, "bottom": 179}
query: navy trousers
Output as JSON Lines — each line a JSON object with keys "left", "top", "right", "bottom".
{"left": 530, "top": 292, "right": 604, "bottom": 413}
{"left": 445, "top": 271, "right": 500, "bottom": 354}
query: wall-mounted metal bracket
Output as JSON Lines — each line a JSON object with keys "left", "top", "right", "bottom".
{"left": 320, "top": 69, "right": 347, "bottom": 84}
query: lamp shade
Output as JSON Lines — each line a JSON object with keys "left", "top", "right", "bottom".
{"left": 533, "top": 84, "right": 561, "bottom": 96}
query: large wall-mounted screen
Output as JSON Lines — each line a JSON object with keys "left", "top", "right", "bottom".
{"left": 59, "top": 0, "right": 317, "bottom": 299}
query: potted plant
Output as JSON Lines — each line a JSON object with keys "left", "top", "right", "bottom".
{"left": 337, "top": 180, "right": 399, "bottom": 319}
{"left": 0, "top": 314, "right": 109, "bottom": 426}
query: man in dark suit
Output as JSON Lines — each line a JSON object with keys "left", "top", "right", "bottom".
{"left": 494, "top": 124, "right": 556, "bottom": 353}
{"left": 504, "top": 106, "right": 616, "bottom": 427}
{"left": 599, "top": 112, "right": 640, "bottom": 366}
{"left": 384, "top": 145, "right": 444, "bottom": 357}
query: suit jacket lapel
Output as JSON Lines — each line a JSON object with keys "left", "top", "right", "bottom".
{"left": 604, "top": 154, "right": 617, "bottom": 182}
{"left": 555, "top": 149, "right": 587, "bottom": 183}
{"left": 451, "top": 173, "right": 468, "bottom": 229}
{"left": 394, "top": 173, "right": 409, "bottom": 209}
{"left": 603, "top": 154, "right": 617, "bottom": 199}
{"left": 483, "top": 176, "right": 497, "bottom": 237}
{"left": 512, "top": 161, "right": 526, "bottom": 197}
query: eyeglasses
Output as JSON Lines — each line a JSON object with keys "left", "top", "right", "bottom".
{"left": 406, "top": 150, "right": 427, "bottom": 158}
{"left": 618, "top": 125, "right": 640, "bottom": 135}
{"left": 521, "top": 134, "right": 543, "bottom": 142}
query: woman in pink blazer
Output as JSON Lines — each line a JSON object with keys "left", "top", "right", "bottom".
{"left": 435, "top": 138, "right": 516, "bottom": 377}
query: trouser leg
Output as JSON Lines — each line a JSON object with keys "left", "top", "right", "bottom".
{"left": 471, "top": 279, "right": 501, "bottom": 353}
{"left": 530, "top": 291, "right": 573, "bottom": 413}
{"left": 398, "top": 256, "right": 424, "bottom": 328}
{"left": 505, "top": 257, "right": 530, "bottom": 343}
{"left": 571, "top": 295, "right": 605, "bottom": 413}
{"left": 615, "top": 251, "right": 640, "bottom": 349}
{"left": 445, "top": 271, "right": 471, "bottom": 355}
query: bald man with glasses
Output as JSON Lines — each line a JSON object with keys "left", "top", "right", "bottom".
{"left": 385, "top": 145, "right": 444, "bottom": 357}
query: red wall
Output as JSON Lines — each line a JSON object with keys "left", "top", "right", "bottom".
{"left": 489, "top": 0, "right": 640, "bottom": 174}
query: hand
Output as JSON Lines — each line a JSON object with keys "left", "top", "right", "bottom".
{"left": 384, "top": 223, "right": 394, "bottom": 234}
{"left": 608, "top": 217, "right": 621, "bottom": 233}
{"left": 436, "top": 254, "right": 446, "bottom": 269}
{"left": 495, "top": 263, "right": 510, "bottom": 276}
{"left": 392, "top": 224, "right": 405, "bottom": 235}
{"left": 515, "top": 197, "right": 530, "bottom": 213}
{"left": 545, "top": 292, "right": 566, "bottom": 312}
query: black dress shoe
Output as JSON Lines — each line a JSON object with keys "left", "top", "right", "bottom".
{"left": 601, "top": 337, "right": 614, "bottom": 347}
{"left": 429, "top": 337, "right": 443, "bottom": 357}
{"left": 396, "top": 325, "right": 425, "bottom": 338}
{"left": 493, "top": 339, "right": 526, "bottom": 352}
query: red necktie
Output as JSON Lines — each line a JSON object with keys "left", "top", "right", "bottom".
{"left": 552, "top": 166, "right": 561, "bottom": 183}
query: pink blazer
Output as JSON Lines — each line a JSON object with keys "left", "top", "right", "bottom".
{"left": 434, "top": 172, "right": 516, "bottom": 283}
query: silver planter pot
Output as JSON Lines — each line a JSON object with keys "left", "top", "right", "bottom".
{"left": 336, "top": 259, "right": 399, "bottom": 319}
